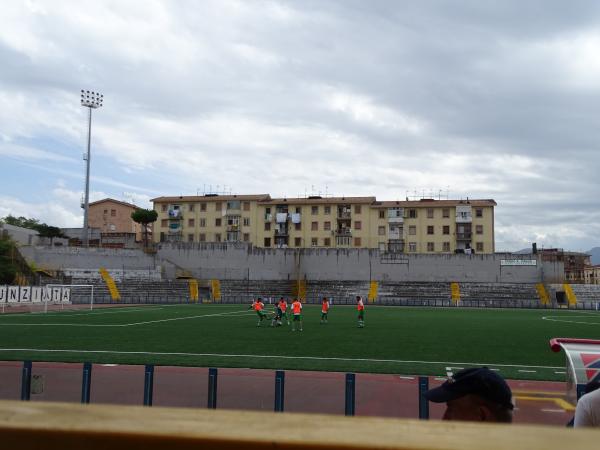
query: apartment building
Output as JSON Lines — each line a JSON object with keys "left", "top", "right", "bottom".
{"left": 88, "top": 198, "right": 145, "bottom": 242}
{"left": 151, "top": 194, "right": 496, "bottom": 254}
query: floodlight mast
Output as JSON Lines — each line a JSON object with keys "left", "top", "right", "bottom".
{"left": 80, "top": 90, "right": 103, "bottom": 247}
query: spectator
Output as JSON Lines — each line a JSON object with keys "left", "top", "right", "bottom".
{"left": 424, "top": 367, "right": 513, "bottom": 423}
{"left": 574, "top": 381, "right": 600, "bottom": 428}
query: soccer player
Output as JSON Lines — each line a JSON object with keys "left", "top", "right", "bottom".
{"left": 291, "top": 298, "right": 303, "bottom": 331}
{"left": 320, "top": 297, "right": 329, "bottom": 324}
{"left": 278, "top": 297, "right": 289, "bottom": 325}
{"left": 271, "top": 300, "right": 282, "bottom": 327}
{"left": 356, "top": 295, "right": 365, "bottom": 328}
{"left": 253, "top": 297, "right": 268, "bottom": 327}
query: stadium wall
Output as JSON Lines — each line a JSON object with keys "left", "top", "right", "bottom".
{"left": 19, "top": 244, "right": 564, "bottom": 283}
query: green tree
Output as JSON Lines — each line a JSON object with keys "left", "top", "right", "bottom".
{"left": 131, "top": 209, "right": 158, "bottom": 248}
{"left": 3, "top": 215, "right": 40, "bottom": 230}
{"left": 0, "top": 236, "right": 17, "bottom": 284}
{"left": 35, "top": 224, "right": 66, "bottom": 245}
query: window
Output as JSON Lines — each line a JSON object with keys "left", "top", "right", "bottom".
{"left": 409, "top": 225, "right": 416, "bottom": 235}
{"left": 427, "top": 208, "right": 434, "bottom": 219}
{"left": 188, "top": 218, "right": 195, "bottom": 227}
{"left": 388, "top": 207, "right": 403, "bottom": 218}
{"left": 324, "top": 206, "right": 331, "bottom": 215}
{"left": 200, "top": 203, "right": 206, "bottom": 211}
{"left": 265, "top": 222, "right": 271, "bottom": 231}
{"left": 476, "top": 242, "right": 484, "bottom": 252}
{"left": 243, "top": 217, "right": 250, "bottom": 226}
{"left": 408, "top": 209, "right": 417, "bottom": 218}
{"left": 476, "top": 225, "right": 483, "bottom": 235}
{"left": 266, "top": 207, "right": 271, "bottom": 214}
{"left": 295, "top": 222, "right": 301, "bottom": 230}
{"left": 427, "top": 242, "right": 435, "bottom": 252}
{"left": 162, "top": 204, "right": 167, "bottom": 212}
{"left": 355, "top": 205, "right": 362, "bottom": 214}
{"left": 161, "top": 219, "right": 168, "bottom": 227}
{"left": 354, "top": 221, "right": 362, "bottom": 230}
{"left": 379, "top": 210, "right": 385, "bottom": 219}
{"left": 215, "top": 218, "right": 222, "bottom": 227}
{"left": 311, "top": 206, "right": 318, "bottom": 215}
{"left": 311, "top": 221, "right": 318, "bottom": 231}
{"left": 111, "top": 209, "right": 116, "bottom": 217}
{"left": 378, "top": 226, "right": 386, "bottom": 236}
{"left": 427, "top": 225, "right": 434, "bottom": 235}
{"left": 311, "top": 237, "right": 318, "bottom": 247}
{"left": 243, "top": 233, "right": 250, "bottom": 242}
{"left": 189, "top": 204, "right": 195, "bottom": 212}
{"left": 442, "top": 208, "right": 450, "bottom": 218}
{"left": 264, "top": 237, "right": 271, "bottom": 247}
{"left": 215, "top": 202, "right": 222, "bottom": 211}
{"left": 295, "top": 207, "right": 302, "bottom": 214}
{"left": 324, "top": 238, "right": 331, "bottom": 246}
{"left": 215, "top": 233, "right": 221, "bottom": 242}
{"left": 324, "top": 221, "right": 331, "bottom": 231}
{"left": 294, "top": 237, "right": 302, "bottom": 247}
{"left": 199, "top": 233, "right": 206, "bottom": 242}
{"left": 475, "top": 208, "right": 483, "bottom": 218}
{"left": 443, "top": 242, "right": 450, "bottom": 252}
{"left": 243, "top": 202, "right": 251, "bottom": 211}
{"left": 443, "top": 225, "right": 450, "bottom": 235}
{"left": 199, "top": 218, "right": 206, "bottom": 227}
{"left": 188, "top": 234, "right": 194, "bottom": 242}
{"left": 408, "top": 242, "right": 417, "bottom": 252}
{"left": 103, "top": 209, "right": 108, "bottom": 214}
{"left": 354, "top": 237, "right": 362, "bottom": 247}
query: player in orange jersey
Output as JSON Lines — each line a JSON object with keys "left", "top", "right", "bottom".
{"left": 291, "top": 298, "right": 303, "bottom": 332}
{"left": 278, "top": 297, "right": 289, "bottom": 325}
{"left": 320, "top": 297, "right": 329, "bottom": 324}
{"left": 252, "top": 298, "right": 268, "bottom": 327}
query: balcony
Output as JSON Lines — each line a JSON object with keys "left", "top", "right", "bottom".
{"left": 387, "top": 240, "right": 405, "bottom": 253}
{"left": 456, "top": 232, "right": 472, "bottom": 240}
{"left": 264, "top": 213, "right": 272, "bottom": 222}
{"left": 226, "top": 225, "right": 239, "bottom": 232}
{"left": 336, "top": 236, "right": 351, "bottom": 247}
{"left": 335, "top": 229, "right": 352, "bottom": 237}
{"left": 388, "top": 229, "right": 402, "bottom": 240}
{"left": 337, "top": 211, "right": 351, "bottom": 220}
{"left": 168, "top": 209, "right": 183, "bottom": 220}
{"left": 388, "top": 216, "right": 404, "bottom": 224}
{"left": 275, "top": 229, "right": 288, "bottom": 236}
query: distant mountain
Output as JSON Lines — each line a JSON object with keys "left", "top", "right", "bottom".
{"left": 588, "top": 247, "right": 600, "bottom": 265}
{"left": 514, "top": 248, "right": 532, "bottom": 254}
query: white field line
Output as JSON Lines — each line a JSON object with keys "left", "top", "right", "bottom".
{"left": 0, "top": 310, "right": 252, "bottom": 327}
{"left": 541, "top": 315, "right": 600, "bottom": 326}
{"left": 0, "top": 306, "right": 166, "bottom": 318}
{"left": 518, "top": 370, "right": 537, "bottom": 373}
{"left": 0, "top": 348, "right": 563, "bottom": 370}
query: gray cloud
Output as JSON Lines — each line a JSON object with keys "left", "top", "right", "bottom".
{"left": 0, "top": 0, "right": 599, "bottom": 251}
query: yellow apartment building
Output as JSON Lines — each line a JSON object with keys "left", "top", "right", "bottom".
{"left": 151, "top": 195, "right": 496, "bottom": 254}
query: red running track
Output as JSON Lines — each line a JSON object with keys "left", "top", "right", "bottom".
{"left": 0, "top": 361, "right": 574, "bottom": 426}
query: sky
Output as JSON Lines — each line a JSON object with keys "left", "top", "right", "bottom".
{"left": 1, "top": 0, "right": 599, "bottom": 252}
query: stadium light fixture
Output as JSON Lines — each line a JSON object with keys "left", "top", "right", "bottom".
{"left": 80, "top": 90, "right": 103, "bottom": 247}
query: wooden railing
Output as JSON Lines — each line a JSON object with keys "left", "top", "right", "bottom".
{"left": 0, "top": 400, "right": 597, "bottom": 450}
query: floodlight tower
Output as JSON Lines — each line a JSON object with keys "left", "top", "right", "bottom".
{"left": 80, "top": 90, "right": 103, "bottom": 247}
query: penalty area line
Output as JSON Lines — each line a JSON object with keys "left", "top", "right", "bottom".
{"left": 0, "top": 348, "right": 563, "bottom": 370}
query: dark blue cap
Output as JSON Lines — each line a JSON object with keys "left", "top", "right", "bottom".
{"left": 424, "top": 367, "right": 513, "bottom": 410}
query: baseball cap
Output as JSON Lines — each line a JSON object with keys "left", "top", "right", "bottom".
{"left": 424, "top": 367, "right": 513, "bottom": 410}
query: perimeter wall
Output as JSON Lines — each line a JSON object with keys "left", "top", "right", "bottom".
{"left": 19, "top": 244, "right": 564, "bottom": 283}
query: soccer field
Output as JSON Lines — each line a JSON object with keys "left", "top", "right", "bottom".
{"left": 0, "top": 304, "right": 599, "bottom": 381}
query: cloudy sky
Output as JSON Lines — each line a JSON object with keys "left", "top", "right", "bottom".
{"left": 1, "top": 0, "right": 599, "bottom": 252}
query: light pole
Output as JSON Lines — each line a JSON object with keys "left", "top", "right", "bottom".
{"left": 80, "top": 89, "right": 103, "bottom": 247}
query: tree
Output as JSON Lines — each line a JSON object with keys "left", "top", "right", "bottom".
{"left": 35, "top": 224, "right": 66, "bottom": 245}
{"left": 3, "top": 215, "right": 40, "bottom": 230}
{"left": 0, "top": 236, "right": 17, "bottom": 284}
{"left": 131, "top": 209, "right": 158, "bottom": 248}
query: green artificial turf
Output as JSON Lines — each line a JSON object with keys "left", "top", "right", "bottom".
{"left": 0, "top": 303, "right": 598, "bottom": 380}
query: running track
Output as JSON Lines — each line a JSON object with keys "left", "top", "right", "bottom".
{"left": 0, "top": 361, "right": 574, "bottom": 426}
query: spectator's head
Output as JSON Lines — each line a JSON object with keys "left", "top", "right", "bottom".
{"left": 257, "top": 297, "right": 262, "bottom": 302}
{"left": 323, "top": 297, "right": 327, "bottom": 302}
{"left": 356, "top": 296, "right": 361, "bottom": 302}
{"left": 424, "top": 367, "right": 513, "bottom": 423}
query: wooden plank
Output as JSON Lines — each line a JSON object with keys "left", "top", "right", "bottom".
{"left": 0, "top": 400, "right": 597, "bottom": 450}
